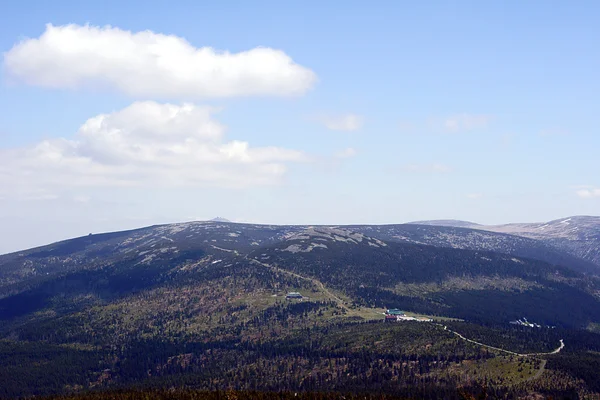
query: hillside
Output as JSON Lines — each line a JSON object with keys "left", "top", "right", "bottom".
{"left": 347, "top": 224, "right": 599, "bottom": 275}
{"left": 2, "top": 219, "right": 598, "bottom": 293}
{"left": 1, "top": 222, "right": 599, "bottom": 326}
{"left": 1, "top": 222, "right": 600, "bottom": 398}
{"left": 251, "top": 227, "right": 600, "bottom": 326}
{"left": 414, "top": 216, "right": 600, "bottom": 269}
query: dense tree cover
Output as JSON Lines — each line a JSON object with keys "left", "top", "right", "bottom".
{"left": 11, "top": 387, "right": 523, "bottom": 400}
{"left": 256, "top": 239, "right": 600, "bottom": 327}
{"left": 1, "top": 227, "right": 599, "bottom": 399}
{"left": 1, "top": 319, "right": 598, "bottom": 399}
{"left": 547, "top": 353, "right": 600, "bottom": 392}
{"left": 346, "top": 223, "right": 600, "bottom": 275}
{"left": 0, "top": 340, "right": 107, "bottom": 397}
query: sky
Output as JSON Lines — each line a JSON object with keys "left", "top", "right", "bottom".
{"left": 1, "top": 0, "right": 599, "bottom": 254}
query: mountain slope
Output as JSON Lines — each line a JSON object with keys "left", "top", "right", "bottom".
{"left": 1, "top": 223, "right": 600, "bottom": 398}
{"left": 347, "top": 224, "right": 599, "bottom": 275}
{"left": 414, "top": 216, "right": 600, "bottom": 269}
{"left": 250, "top": 227, "right": 600, "bottom": 327}
{"left": 3, "top": 219, "right": 598, "bottom": 295}
{"left": 1, "top": 222, "right": 599, "bottom": 328}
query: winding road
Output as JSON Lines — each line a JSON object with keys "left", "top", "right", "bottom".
{"left": 250, "top": 255, "right": 566, "bottom": 382}
{"left": 440, "top": 324, "right": 564, "bottom": 357}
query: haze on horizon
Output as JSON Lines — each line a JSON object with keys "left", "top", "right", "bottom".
{"left": 1, "top": 1, "right": 599, "bottom": 254}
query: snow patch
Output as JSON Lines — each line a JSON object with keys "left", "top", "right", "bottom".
{"left": 211, "top": 245, "right": 234, "bottom": 253}
{"left": 282, "top": 242, "right": 328, "bottom": 253}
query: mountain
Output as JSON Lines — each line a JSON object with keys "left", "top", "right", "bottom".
{"left": 251, "top": 226, "right": 600, "bottom": 326}
{"left": 2, "top": 222, "right": 599, "bottom": 327}
{"left": 1, "top": 221, "right": 600, "bottom": 398}
{"left": 347, "top": 224, "right": 599, "bottom": 275}
{"left": 1, "top": 220, "right": 597, "bottom": 292}
{"left": 414, "top": 216, "right": 600, "bottom": 269}
{"left": 410, "top": 219, "right": 481, "bottom": 228}
{"left": 209, "top": 217, "right": 232, "bottom": 223}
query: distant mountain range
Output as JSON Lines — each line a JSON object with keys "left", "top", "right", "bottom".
{"left": 413, "top": 216, "right": 600, "bottom": 269}
{"left": 1, "top": 217, "right": 600, "bottom": 397}
{"left": 1, "top": 217, "right": 599, "bottom": 326}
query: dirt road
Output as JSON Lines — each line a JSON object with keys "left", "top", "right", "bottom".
{"left": 249, "top": 258, "right": 349, "bottom": 310}
{"left": 440, "top": 324, "right": 564, "bottom": 357}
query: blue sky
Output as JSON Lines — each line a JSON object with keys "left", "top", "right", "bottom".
{"left": 0, "top": 1, "right": 599, "bottom": 253}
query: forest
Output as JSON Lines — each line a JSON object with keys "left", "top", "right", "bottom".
{"left": 1, "top": 225, "right": 600, "bottom": 399}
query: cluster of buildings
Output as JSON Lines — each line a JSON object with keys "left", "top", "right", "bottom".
{"left": 509, "top": 317, "right": 543, "bottom": 328}
{"left": 384, "top": 309, "right": 433, "bottom": 322}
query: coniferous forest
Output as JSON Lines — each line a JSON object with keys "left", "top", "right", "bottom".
{"left": 1, "top": 224, "right": 599, "bottom": 399}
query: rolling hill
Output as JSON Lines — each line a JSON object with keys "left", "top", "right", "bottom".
{"left": 1, "top": 220, "right": 600, "bottom": 398}
{"left": 413, "top": 216, "right": 600, "bottom": 269}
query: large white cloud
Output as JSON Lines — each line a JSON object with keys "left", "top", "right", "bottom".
{"left": 0, "top": 101, "right": 309, "bottom": 195}
{"left": 576, "top": 187, "right": 600, "bottom": 198}
{"left": 3, "top": 24, "right": 317, "bottom": 98}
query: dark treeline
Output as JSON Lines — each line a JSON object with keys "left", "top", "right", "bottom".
{"left": 258, "top": 240, "right": 600, "bottom": 328}
{"left": 10, "top": 387, "right": 530, "bottom": 400}
{"left": 1, "top": 320, "right": 597, "bottom": 399}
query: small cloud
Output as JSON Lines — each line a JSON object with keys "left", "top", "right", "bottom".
{"left": 317, "top": 114, "right": 363, "bottom": 131}
{"left": 466, "top": 193, "right": 483, "bottom": 199}
{"left": 334, "top": 147, "right": 357, "bottom": 159}
{"left": 432, "top": 114, "right": 491, "bottom": 133}
{"left": 400, "top": 163, "right": 452, "bottom": 173}
{"left": 576, "top": 187, "right": 600, "bottom": 198}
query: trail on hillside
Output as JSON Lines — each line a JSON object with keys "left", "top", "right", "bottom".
{"left": 249, "top": 257, "right": 566, "bottom": 360}
{"left": 248, "top": 258, "right": 349, "bottom": 311}
{"left": 439, "top": 324, "right": 564, "bottom": 357}
{"left": 527, "top": 359, "right": 548, "bottom": 382}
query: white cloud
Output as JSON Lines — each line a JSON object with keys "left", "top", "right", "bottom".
{"left": 400, "top": 163, "right": 452, "bottom": 173}
{"left": 334, "top": 147, "right": 357, "bottom": 159}
{"left": 435, "top": 114, "right": 491, "bottom": 133}
{"left": 576, "top": 187, "right": 600, "bottom": 198}
{"left": 318, "top": 114, "right": 363, "bottom": 131}
{"left": 0, "top": 101, "right": 309, "bottom": 196}
{"left": 3, "top": 24, "right": 317, "bottom": 98}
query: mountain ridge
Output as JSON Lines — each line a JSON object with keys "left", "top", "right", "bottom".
{"left": 3, "top": 217, "right": 598, "bottom": 276}
{"left": 413, "top": 215, "right": 600, "bottom": 268}
{"left": 1, "top": 219, "right": 600, "bottom": 398}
